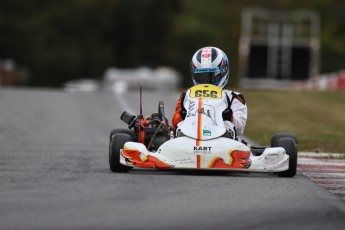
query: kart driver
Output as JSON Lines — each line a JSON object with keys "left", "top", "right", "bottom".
{"left": 172, "top": 46, "right": 247, "bottom": 139}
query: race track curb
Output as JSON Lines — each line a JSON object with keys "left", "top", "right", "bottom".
{"left": 298, "top": 152, "right": 345, "bottom": 201}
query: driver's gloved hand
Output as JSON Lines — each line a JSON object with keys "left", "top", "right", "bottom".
{"left": 222, "top": 109, "right": 233, "bottom": 122}
{"left": 180, "top": 110, "right": 187, "bottom": 119}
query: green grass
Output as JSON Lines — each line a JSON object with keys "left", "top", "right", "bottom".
{"left": 240, "top": 90, "right": 345, "bottom": 153}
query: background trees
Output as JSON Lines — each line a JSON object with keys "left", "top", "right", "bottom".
{"left": 0, "top": 0, "right": 344, "bottom": 87}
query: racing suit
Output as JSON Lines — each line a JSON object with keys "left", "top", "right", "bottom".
{"left": 172, "top": 89, "right": 247, "bottom": 139}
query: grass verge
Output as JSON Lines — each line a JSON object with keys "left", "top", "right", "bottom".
{"left": 239, "top": 90, "right": 345, "bottom": 153}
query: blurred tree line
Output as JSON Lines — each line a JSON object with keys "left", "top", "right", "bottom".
{"left": 0, "top": 0, "right": 345, "bottom": 87}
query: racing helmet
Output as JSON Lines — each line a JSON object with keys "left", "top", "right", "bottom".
{"left": 190, "top": 47, "right": 229, "bottom": 88}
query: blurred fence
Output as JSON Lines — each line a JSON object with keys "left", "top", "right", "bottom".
{"left": 103, "top": 67, "right": 181, "bottom": 92}
{"left": 292, "top": 70, "right": 345, "bottom": 91}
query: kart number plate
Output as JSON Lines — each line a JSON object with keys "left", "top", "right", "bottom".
{"left": 189, "top": 84, "right": 222, "bottom": 99}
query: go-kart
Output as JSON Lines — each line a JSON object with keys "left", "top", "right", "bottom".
{"left": 109, "top": 84, "right": 297, "bottom": 177}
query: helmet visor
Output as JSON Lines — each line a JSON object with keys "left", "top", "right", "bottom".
{"left": 192, "top": 67, "right": 223, "bottom": 85}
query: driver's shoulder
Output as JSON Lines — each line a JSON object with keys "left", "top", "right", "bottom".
{"left": 223, "top": 89, "right": 246, "bottom": 105}
{"left": 223, "top": 89, "right": 243, "bottom": 96}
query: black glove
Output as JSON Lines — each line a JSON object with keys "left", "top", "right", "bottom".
{"left": 222, "top": 109, "right": 233, "bottom": 121}
{"left": 180, "top": 109, "right": 187, "bottom": 119}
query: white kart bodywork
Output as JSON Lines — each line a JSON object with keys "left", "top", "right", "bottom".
{"left": 120, "top": 84, "right": 290, "bottom": 172}
{"left": 121, "top": 137, "right": 289, "bottom": 172}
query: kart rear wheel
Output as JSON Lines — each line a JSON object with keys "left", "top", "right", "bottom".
{"left": 109, "top": 133, "right": 132, "bottom": 172}
{"left": 271, "top": 133, "right": 297, "bottom": 147}
{"left": 109, "top": 128, "right": 134, "bottom": 141}
{"left": 277, "top": 138, "right": 297, "bottom": 177}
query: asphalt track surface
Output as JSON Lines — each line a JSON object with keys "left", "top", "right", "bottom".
{"left": 1, "top": 88, "right": 345, "bottom": 230}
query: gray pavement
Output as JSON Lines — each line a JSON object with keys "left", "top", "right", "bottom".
{"left": 1, "top": 88, "right": 345, "bottom": 230}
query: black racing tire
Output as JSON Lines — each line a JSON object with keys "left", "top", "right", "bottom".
{"left": 271, "top": 133, "right": 297, "bottom": 147}
{"left": 109, "top": 133, "right": 132, "bottom": 173}
{"left": 277, "top": 137, "right": 298, "bottom": 177}
{"left": 109, "top": 128, "right": 134, "bottom": 141}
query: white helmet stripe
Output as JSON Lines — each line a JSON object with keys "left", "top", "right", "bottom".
{"left": 200, "top": 48, "right": 212, "bottom": 68}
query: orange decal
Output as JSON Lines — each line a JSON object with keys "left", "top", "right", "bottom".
{"left": 196, "top": 97, "right": 203, "bottom": 146}
{"left": 207, "top": 150, "right": 251, "bottom": 169}
{"left": 196, "top": 139, "right": 201, "bottom": 146}
{"left": 197, "top": 155, "right": 202, "bottom": 168}
{"left": 122, "top": 148, "right": 173, "bottom": 169}
{"left": 230, "top": 150, "right": 251, "bottom": 168}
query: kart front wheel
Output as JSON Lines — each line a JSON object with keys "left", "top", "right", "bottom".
{"left": 109, "top": 133, "right": 132, "bottom": 173}
{"left": 277, "top": 137, "right": 297, "bottom": 177}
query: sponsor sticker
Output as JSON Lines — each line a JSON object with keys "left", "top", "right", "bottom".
{"left": 193, "top": 146, "right": 212, "bottom": 154}
{"left": 203, "top": 129, "right": 211, "bottom": 136}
